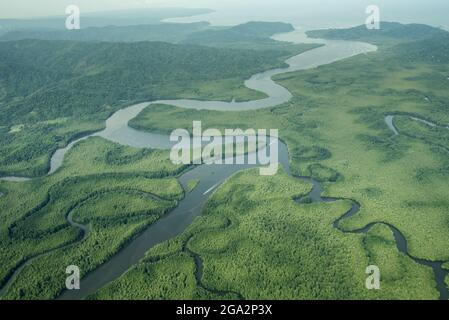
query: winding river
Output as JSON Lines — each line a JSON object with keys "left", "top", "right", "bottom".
{"left": 385, "top": 114, "right": 449, "bottom": 137}
{"left": 1, "top": 29, "right": 448, "bottom": 300}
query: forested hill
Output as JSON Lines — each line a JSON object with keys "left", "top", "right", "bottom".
{"left": 181, "top": 21, "right": 296, "bottom": 49}
{"left": 0, "top": 22, "right": 211, "bottom": 43}
{"left": 0, "top": 38, "right": 311, "bottom": 177}
{"left": 307, "top": 22, "right": 448, "bottom": 46}
{"left": 0, "top": 8, "right": 213, "bottom": 36}
{"left": 0, "top": 21, "right": 298, "bottom": 51}
{"left": 307, "top": 22, "right": 449, "bottom": 64}
{"left": 391, "top": 34, "right": 449, "bottom": 63}
{"left": 0, "top": 39, "right": 289, "bottom": 122}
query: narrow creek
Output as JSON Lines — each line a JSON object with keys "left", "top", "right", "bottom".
{"left": 385, "top": 114, "right": 449, "bottom": 155}
{"left": 296, "top": 176, "right": 449, "bottom": 300}
{"left": 1, "top": 29, "right": 447, "bottom": 300}
{"left": 385, "top": 114, "right": 449, "bottom": 137}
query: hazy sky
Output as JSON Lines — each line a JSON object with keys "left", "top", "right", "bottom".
{"left": 1, "top": 0, "right": 448, "bottom": 29}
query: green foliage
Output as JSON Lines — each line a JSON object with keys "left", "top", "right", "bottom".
{"left": 273, "top": 28, "right": 449, "bottom": 263}
{"left": 308, "top": 22, "right": 449, "bottom": 64}
{"left": 356, "top": 133, "right": 409, "bottom": 162}
{"left": 94, "top": 169, "right": 438, "bottom": 299}
{"left": 0, "top": 37, "right": 292, "bottom": 176}
{"left": 0, "top": 22, "right": 211, "bottom": 43}
{"left": 181, "top": 21, "right": 308, "bottom": 51}
{"left": 186, "top": 180, "right": 200, "bottom": 193}
{"left": 307, "top": 22, "right": 448, "bottom": 47}
{"left": 390, "top": 35, "right": 449, "bottom": 64}
{"left": 0, "top": 138, "right": 184, "bottom": 298}
{"left": 363, "top": 224, "right": 438, "bottom": 299}
{"left": 122, "top": 25, "right": 449, "bottom": 299}
{"left": 0, "top": 8, "right": 213, "bottom": 32}
{"left": 291, "top": 146, "right": 332, "bottom": 162}
{"left": 2, "top": 21, "right": 449, "bottom": 300}
{"left": 54, "top": 137, "right": 187, "bottom": 179}
{"left": 90, "top": 253, "right": 201, "bottom": 300}
{"left": 0, "top": 21, "right": 310, "bottom": 54}
{"left": 306, "top": 163, "right": 341, "bottom": 182}
{"left": 0, "top": 40, "right": 287, "bottom": 120}
{"left": 0, "top": 119, "right": 103, "bottom": 177}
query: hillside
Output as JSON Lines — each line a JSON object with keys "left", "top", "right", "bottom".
{"left": 182, "top": 21, "right": 297, "bottom": 50}
{"left": 0, "top": 8, "right": 213, "bottom": 35}
{"left": 307, "top": 22, "right": 448, "bottom": 46}
{"left": 307, "top": 22, "right": 449, "bottom": 64}
{"left": 0, "top": 22, "right": 211, "bottom": 43}
{"left": 0, "top": 39, "right": 301, "bottom": 177}
{"left": 0, "top": 21, "right": 301, "bottom": 52}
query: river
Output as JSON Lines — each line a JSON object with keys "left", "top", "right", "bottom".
{"left": 1, "top": 28, "right": 448, "bottom": 300}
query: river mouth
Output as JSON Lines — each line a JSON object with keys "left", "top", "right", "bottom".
{"left": 1, "top": 28, "right": 447, "bottom": 300}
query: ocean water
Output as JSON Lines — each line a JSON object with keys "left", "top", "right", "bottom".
{"left": 164, "top": 0, "right": 449, "bottom": 30}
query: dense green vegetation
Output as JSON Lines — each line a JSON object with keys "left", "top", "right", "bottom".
{"left": 0, "top": 40, "right": 288, "bottom": 113}
{"left": 0, "top": 22, "right": 211, "bottom": 43}
{"left": 0, "top": 21, "right": 299, "bottom": 51}
{"left": 0, "top": 8, "right": 213, "bottom": 35}
{"left": 1, "top": 20, "right": 448, "bottom": 300}
{"left": 93, "top": 169, "right": 437, "bottom": 299}
{"left": 0, "top": 29, "right": 312, "bottom": 177}
{"left": 121, "top": 22, "right": 449, "bottom": 299}
{"left": 186, "top": 180, "right": 200, "bottom": 193}
{"left": 394, "top": 116, "right": 449, "bottom": 150}
{"left": 307, "top": 22, "right": 448, "bottom": 47}
{"left": 0, "top": 21, "right": 311, "bottom": 57}
{"left": 0, "top": 137, "right": 184, "bottom": 299}
{"left": 283, "top": 26, "right": 449, "bottom": 264}
{"left": 445, "top": 263, "right": 449, "bottom": 289}
{"left": 180, "top": 21, "right": 304, "bottom": 51}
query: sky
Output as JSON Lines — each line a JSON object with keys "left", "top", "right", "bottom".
{"left": 0, "top": 0, "right": 448, "bottom": 29}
